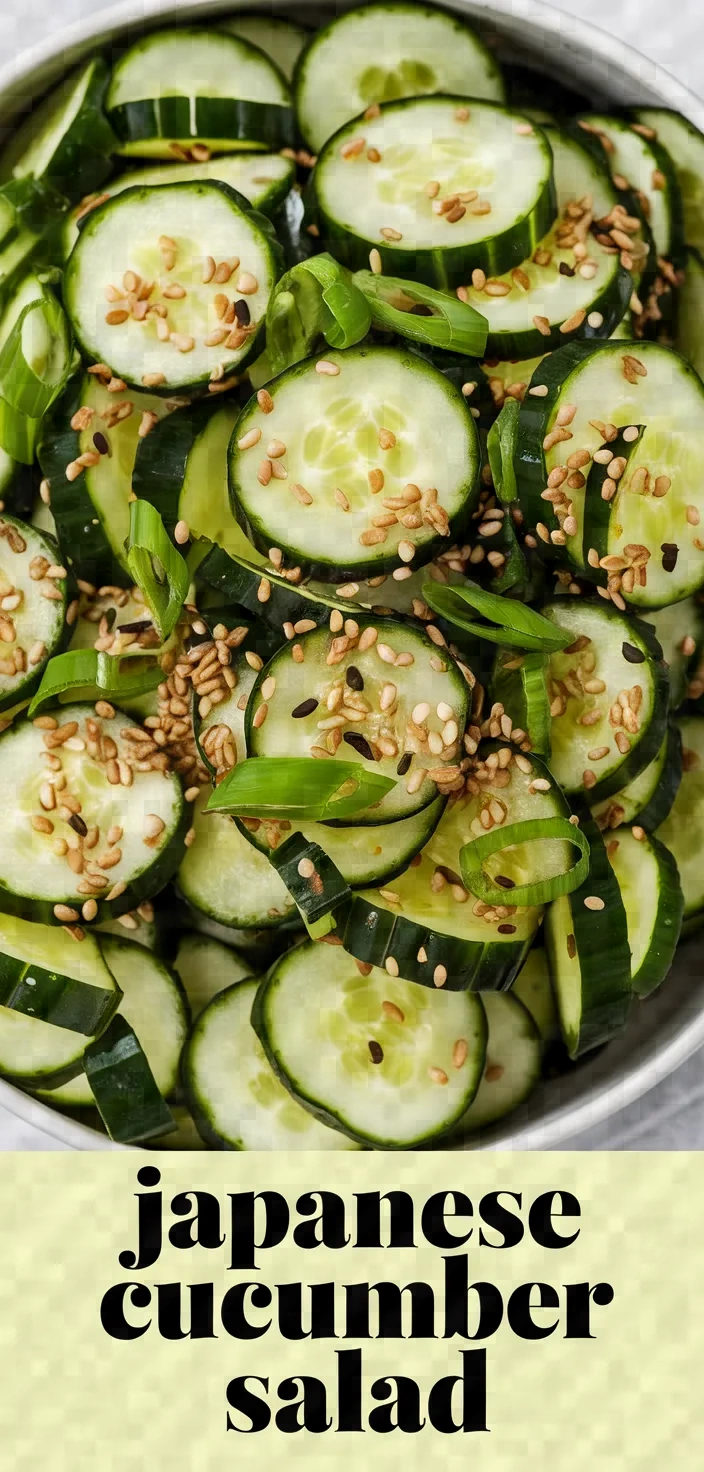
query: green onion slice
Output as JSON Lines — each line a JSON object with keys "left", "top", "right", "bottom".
{"left": 253, "top": 253, "right": 371, "bottom": 383}
{"left": 84, "top": 1014, "right": 176, "bottom": 1144}
{"left": 207, "top": 757, "right": 396, "bottom": 821}
{"left": 422, "top": 580, "right": 572, "bottom": 652}
{"left": 126, "top": 499, "right": 189, "bottom": 643}
{"left": 352, "top": 270, "right": 488, "bottom": 357}
{"left": 28, "top": 648, "right": 163, "bottom": 717}
{"left": 487, "top": 395, "right": 519, "bottom": 503}
{"left": 460, "top": 816, "right": 590, "bottom": 907}
{"left": 0, "top": 289, "right": 73, "bottom": 421}
{"left": 0, "top": 397, "right": 38, "bottom": 464}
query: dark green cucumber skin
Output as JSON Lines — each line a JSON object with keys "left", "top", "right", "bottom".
{"left": 543, "top": 598, "right": 670, "bottom": 803}
{"left": 546, "top": 806, "right": 632, "bottom": 1058}
{"left": 575, "top": 113, "right": 685, "bottom": 266}
{"left": 241, "top": 794, "right": 447, "bottom": 888}
{"left": 504, "top": 63, "right": 590, "bottom": 121}
{"left": 251, "top": 943, "right": 489, "bottom": 1148}
{"left": 482, "top": 265, "right": 632, "bottom": 362}
{"left": 630, "top": 833, "right": 683, "bottom": 999}
{"left": 314, "top": 98, "right": 556, "bottom": 291}
{"left": 263, "top": 830, "right": 351, "bottom": 929}
{"left": 0, "top": 515, "right": 72, "bottom": 714}
{"left": 108, "top": 97, "right": 295, "bottom": 154}
{"left": 132, "top": 397, "right": 235, "bottom": 539}
{"left": 492, "top": 650, "right": 551, "bottom": 755}
{"left": 0, "top": 951, "right": 119, "bottom": 1036}
{"left": 5, "top": 58, "right": 116, "bottom": 206}
{"left": 37, "top": 377, "right": 124, "bottom": 586}
{"left": 196, "top": 545, "right": 359, "bottom": 633}
{"left": 229, "top": 346, "right": 481, "bottom": 581}
{"left": 181, "top": 982, "right": 249, "bottom": 1151}
{"left": 634, "top": 720, "right": 683, "bottom": 831}
{"left": 84, "top": 1013, "right": 176, "bottom": 1142}
{"left": 516, "top": 338, "right": 605, "bottom": 552}
{"left": 581, "top": 424, "right": 646, "bottom": 575}
{"left": 338, "top": 895, "right": 534, "bottom": 992}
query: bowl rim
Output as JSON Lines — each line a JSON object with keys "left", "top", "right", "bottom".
{"left": 1, "top": 0, "right": 703, "bottom": 1150}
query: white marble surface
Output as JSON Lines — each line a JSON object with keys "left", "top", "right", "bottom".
{"left": 0, "top": 0, "right": 702, "bottom": 1148}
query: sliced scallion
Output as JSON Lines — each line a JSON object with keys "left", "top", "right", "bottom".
{"left": 206, "top": 757, "right": 396, "bottom": 821}
{"left": 460, "top": 816, "right": 590, "bottom": 907}
{"left": 352, "top": 270, "right": 488, "bottom": 356}
{"left": 28, "top": 648, "right": 163, "bottom": 717}
{"left": 126, "top": 499, "right": 189, "bottom": 643}
{"left": 422, "top": 579, "right": 572, "bottom": 651}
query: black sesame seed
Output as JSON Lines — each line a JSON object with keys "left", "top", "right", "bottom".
{"left": 346, "top": 665, "right": 364, "bottom": 691}
{"left": 344, "top": 731, "right": 375, "bottom": 761}
{"left": 69, "top": 813, "right": 88, "bottom": 837}
{"left": 291, "top": 697, "right": 318, "bottom": 718}
{"left": 117, "top": 618, "right": 153, "bottom": 634}
{"left": 437, "top": 865, "right": 463, "bottom": 887}
{"left": 396, "top": 752, "right": 412, "bottom": 776}
{"left": 93, "top": 431, "right": 110, "bottom": 456}
{"left": 234, "top": 298, "right": 251, "bottom": 326}
{"left": 661, "top": 542, "right": 679, "bottom": 573}
{"left": 408, "top": 303, "right": 433, "bottom": 316}
{"left": 559, "top": 261, "right": 575, "bottom": 277}
{"left": 622, "top": 641, "right": 645, "bottom": 664}
{"left": 494, "top": 874, "right": 515, "bottom": 889}
{"left": 497, "top": 923, "right": 516, "bottom": 934}
{"left": 368, "top": 1040, "right": 384, "bottom": 1064}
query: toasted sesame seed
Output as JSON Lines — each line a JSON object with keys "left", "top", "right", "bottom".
{"left": 385, "top": 956, "right": 399, "bottom": 977}
{"left": 369, "top": 248, "right": 382, "bottom": 274}
{"left": 533, "top": 315, "right": 551, "bottom": 337}
{"left": 315, "top": 359, "right": 340, "bottom": 376}
{"left": 429, "top": 1066, "right": 448, "bottom": 1084}
{"left": 174, "top": 519, "right": 189, "bottom": 545}
{"left": 584, "top": 895, "right": 605, "bottom": 911}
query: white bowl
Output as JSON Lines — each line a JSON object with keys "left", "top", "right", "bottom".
{"left": 1, "top": 0, "right": 702, "bottom": 1150}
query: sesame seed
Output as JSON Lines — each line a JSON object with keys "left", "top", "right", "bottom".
{"left": 385, "top": 956, "right": 399, "bottom": 977}
{"left": 533, "top": 315, "right": 551, "bottom": 337}
{"left": 174, "top": 519, "right": 189, "bottom": 545}
{"left": 315, "top": 359, "right": 340, "bottom": 376}
{"left": 369, "top": 248, "right": 382, "bottom": 274}
{"left": 529, "top": 384, "right": 549, "bottom": 397}
{"left": 429, "top": 1066, "right": 448, "bottom": 1084}
{"left": 584, "top": 895, "right": 605, "bottom": 911}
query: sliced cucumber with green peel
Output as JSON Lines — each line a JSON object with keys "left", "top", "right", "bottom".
{"left": 542, "top": 598, "right": 668, "bottom": 801}
{"left": 0, "top": 703, "right": 187, "bottom": 925}
{"left": 177, "top": 788, "right": 296, "bottom": 929}
{"left": 229, "top": 344, "right": 480, "bottom": 579}
{"left": 314, "top": 97, "right": 555, "bottom": 289}
{"left": 173, "top": 931, "right": 253, "bottom": 1020}
{"left": 106, "top": 29, "right": 293, "bottom": 158}
{"left": 0, "top": 514, "right": 69, "bottom": 711}
{"left": 60, "top": 152, "right": 295, "bottom": 259}
{"left": 657, "top": 714, "right": 704, "bottom": 922}
{"left": 197, "top": 544, "right": 367, "bottom": 635}
{"left": 340, "top": 744, "right": 570, "bottom": 990}
{"left": 0, "top": 925, "right": 119, "bottom": 1089}
{"left": 606, "top": 827, "right": 683, "bottom": 997}
{"left": 492, "top": 649, "right": 551, "bottom": 755}
{"left": 0, "top": 58, "right": 115, "bottom": 204}
{"left": 575, "top": 114, "right": 683, "bottom": 261}
{"left": 223, "top": 14, "right": 308, "bottom": 83}
{"left": 252, "top": 938, "right": 487, "bottom": 1147}
{"left": 294, "top": 2, "right": 504, "bottom": 154}
{"left": 453, "top": 991, "right": 542, "bottom": 1135}
{"left": 39, "top": 371, "right": 173, "bottom": 583}
{"left": 0, "top": 911, "right": 117, "bottom": 1052}
{"left": 461, "top": 125, "right": 632, "bottom": 360}
{"left": 545, "top": 808, "right": 632, "bottom": 1057}
{"left": 591, "top": 721, "right": 682, "bottom": 832}
{"left": 185, "top": 977, "right": 360, "bottom": 1149}
{"left": 517, "top": 339, "right": 704, "bottom": 608}
{"left": 644, "top": 596, "right": 704, "bottom": 709}
{"left": 38, "top": 932, "right": 188, "bottom": 1108}
{"left": 246, "top": 614, "right": 470, "bottom": 825}
{"left": 632, "top": 109, "right": 704, "bottom": 252}
{"left": 676, "top": 247, "right": 704, "bottom": 379}
{"left": 65, "top": 181, "right": 280, "bottom": 393}
{"left": 244, "top": 794, "right": 445, "bottom": 888}
{"left": 512, "top": 944, "right": 559, "bottom": 1043}
{"left": 134, "top": 397, "right": 247, "bottom": 553}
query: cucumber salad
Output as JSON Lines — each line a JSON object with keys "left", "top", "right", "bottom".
{"left": 0, "top": 4, "right": 702, "bottom": 1149}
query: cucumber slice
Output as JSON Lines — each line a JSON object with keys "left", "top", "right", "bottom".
{"left": 197, "top": 545, "right": 368, "bottom": 636}
{"left": 64, "top": 181, "right": 280, "bottom": 393}
{"left": 246, "top": 614, "right": 470, "bottom": 825}
{"left": 106, "top": 29, "right": 293, "bottom": 158}
{"left": 340, "top": 744, "right": 571, "bottom": 990}
{"left": 575, "top": 114, "right": 683, "bottom": 261}
{"left": 252, "top": 939, "right": 487, "bottom": 1147}
{"left": 83, "top": 1012, "right": 176, "bottom": 1142}
{"left": 545, "top": 809, "right": 632, "bottom": 1057}
{"left": 591, "top": 721, "right": 682, "bottom": 832}
{"left": 633, "top": 109, "right": 704, "bottom": 252}
{"left": 295, "top": 2, "right": 504, "bottom": 154}
{"left": 230, "top": 345, "right": 480, "bottom": 579}
{"left": 133, "top": 397, "right": 246, "bottom": 550}
{"left": 0, "top": 703, "right": 187, "bottom": 925}
{"left": 656, "top": 714, "right": 704, "bottom": 922}
{"left": 606, "top": 827, "right": 683, "bottom": 997}
{"left": 541, "top": 598, "right": 669, "bottom": 801}
{"left": 461, "top": 125, "right": 632, "bottom": 360}
{"left": 38, "top": 932, "right": 188, "bottom": 1107}
{"left": 512, "top": 945, "right": 559, "bottom": 1043}
{"left": 0, "top": 514, "right": 68, "bottom": 711}
{"left": 60, "top": 153, "right": 295, "bottom": 259}
{"left": 676, "top": 247, "right": 704, "bottom": 379}
{"left": 185, "top": 977, "right": 360, "bottom": 1149}
{"left": 453, "top": 991, "right": 542, "bottom": 1134}
{"left": 38, "top": 371, "right": 173, "bottom": 583}
{"left": 0, "top": 58, "right": 115, "bottom": 204}
{"left": 0, "top": 917, "right": 118, "bottom": 1085}
{"left": 644, "top": 596, "right": 704, "bottom": 709}
{"left": 177, "top": 788, "right": 296, "bottom": 929}
{"left": 157, "top": 1103, "right": 207, "bottom": 1149}
{"left": 173, "top": 931, "right": 252, "bottom": 1020}
{"left": 315, "top": 98, "right": 555, "bottom": 289}
{"left": 223, "top": 14, "right": 308, "bottom": 83}
{"left": 244, "top": 794, "right": 445, "bottom": 888}
{"left": 0, "top": 908, "right": 118, "bottom": 1035}
{"left": 492, "top": 650, "right": 551, "bottom": 755}
{"left": 517, "top": 339, "right": 704, "bottom": 608}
